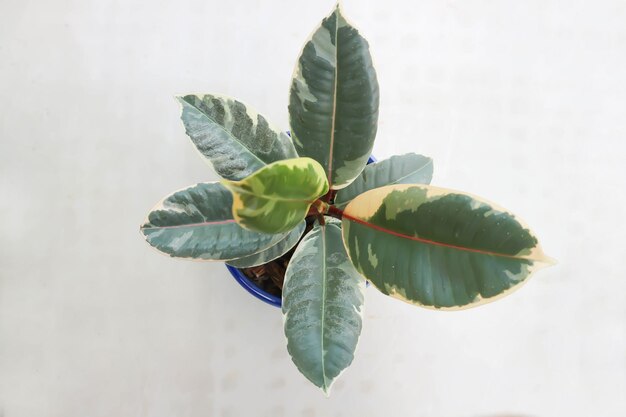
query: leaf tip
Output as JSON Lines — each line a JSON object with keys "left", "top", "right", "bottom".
{"left": 138, "top": 216, "right": 153, "bottom": 235}
{"left": 321, "top": 382, "right": 333, "bottom": 397}
{"left": 174, "top": 95, "right": 188, "bottom": 115}
{"left": 329, "top": 0, "right": 348, "bottom": 24}
{"left": 537, "top": 254, "right": 558, "bottom": 268}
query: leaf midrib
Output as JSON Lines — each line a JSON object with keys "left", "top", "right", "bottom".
{"left": 335, "top": 157, "right": 434, "bottom": 208}
{"left": 226, "top": 184, "right": 321, "bottom": 204}
{"left": 326, "top": 14, "right": 340, "bottom": 189}
{"left": 343, "top": 212, "right": 537, "bottom": 261}
{"left": 180, "top": 96, "right": 267, "bottom": 167}
{"left": 392, "top": 158, "right": 433, "bottom": 184}
{"left": 319, "top": 224, "right": 329, "bottom": 391}
{"left": 141, "top": 219, "right": 236, "bottom": 231}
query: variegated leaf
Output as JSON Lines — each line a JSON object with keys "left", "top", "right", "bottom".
{"left": 178, "top": 94, "right": 298, "bottom": 180}
{"left": 223, "top": 157, "right": 329, "bottom": 234}
{"left": 226, "top": 220, "right": 305, "bottom": 268}
{"left": 140, "top": 182, "right": 284, "bottom": 260}
{"left": 341, "top": 184, "right": 553, "bottom": 310}
{"left": 289, "top": 4, "right": 379, "bottom": 190}
{"left": 282, "top": 218, "right": 366, "bottom": 394}
{"left": 334, "top": 153, "right": 433, "bottom": 209}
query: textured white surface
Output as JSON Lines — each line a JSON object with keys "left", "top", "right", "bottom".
{"left": 1, "top": 0, "right": 625, "bottom": 416}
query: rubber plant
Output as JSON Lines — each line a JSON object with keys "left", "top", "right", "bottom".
{"left": 140, "top": 4, "right": 553, "bottom": 394}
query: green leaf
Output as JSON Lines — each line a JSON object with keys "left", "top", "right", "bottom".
{"left": 282, "top": 218, "right": 366, "bottom": 394}
{"left": 226, "top": 221, "right": 305, "bottom": 268}
{"left": 288, "top": 4, "right": 379, "bottom": 190}
{"left": 177, "top": 94, "right": 298, "bottom": 180}
{"left": 222, "top": 157, "right": 329, "bottom": 234}
{"left": 334, "top": 153, "right": 433, "bottom": 209}
{"left": 140, "top": 182, "right": 285, "bottom": 260}
{"left": 341, "top": 184, "right": 553, "bottom": 310}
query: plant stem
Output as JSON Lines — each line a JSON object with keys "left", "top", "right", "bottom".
{"left": 306, "top": 206, "right": 319, "bottom": 217}
{"left": 322, "top": 189, "right": 337, "bottom": 203}
{"left": 308, "top": 199, "right": 343, "bottom": 222}
{"left": 326, "top": 205, "right": 344, "bottom": 220}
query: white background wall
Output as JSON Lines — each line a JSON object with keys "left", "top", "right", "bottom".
{"left": 1, "top": 0, "right": 625, "bottom": 416}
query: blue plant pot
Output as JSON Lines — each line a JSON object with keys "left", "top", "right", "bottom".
{"left": 227, "top": 155, "right": 377, "bottom": 308}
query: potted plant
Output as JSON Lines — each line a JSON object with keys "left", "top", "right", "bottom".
{"left": 140, "top": 3, "right": 553, "bottom": 394}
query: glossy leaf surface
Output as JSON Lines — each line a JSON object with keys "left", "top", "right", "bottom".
{"left": 178, "top": 94, "right": 297, "bottom": 180}
{"left": 141, "top": 182, "right": 283, "bottom": 260}
{"left": 282, "top": 219, "right": 365, "bottom": 393}
{"left": 289, "top": 5, "right": 379, "bottom": 190}
{"left": 342, "top": 184, "right": 552, "bottom": 309}
{"left": 334, "top": 153, "right": 433, "bottom": 209}
{"left": 223, "top": 157, "right": 329, "bottom": 234}
{"left": 226, "top": 221, "right": 305, "bottom": 268}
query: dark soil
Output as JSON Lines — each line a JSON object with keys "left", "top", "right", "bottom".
{"left": 238, "top": 216, "right": 317, "bottom": 298}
